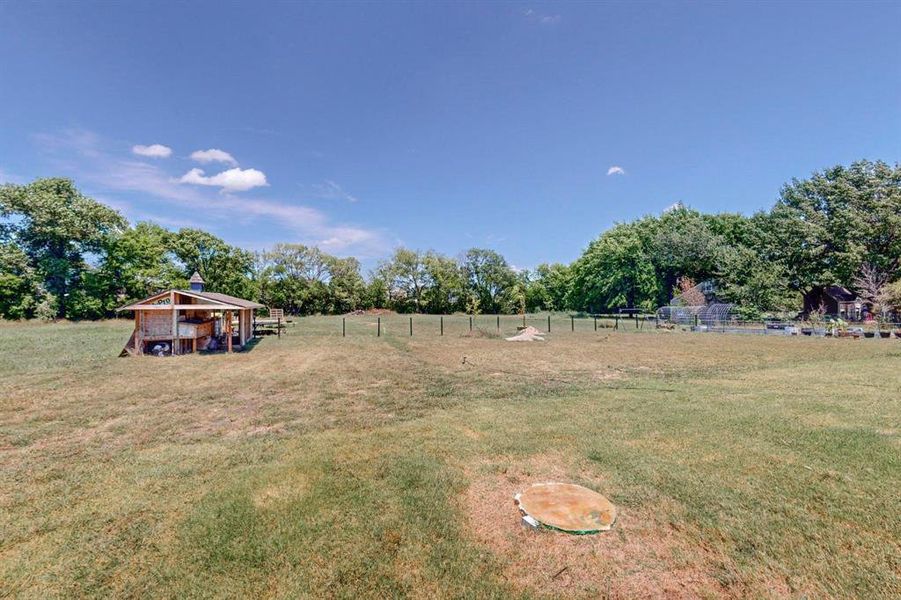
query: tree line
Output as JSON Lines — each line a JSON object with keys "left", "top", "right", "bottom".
{"left": 1, "top": 160, "right": 899, "bottom": 321}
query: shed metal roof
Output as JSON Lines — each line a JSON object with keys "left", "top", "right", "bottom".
{"left": 117, "top": 289, "right": 264, "bottom": 311}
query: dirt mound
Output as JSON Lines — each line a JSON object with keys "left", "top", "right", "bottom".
{"left": 505, "top": 325, "right": 545, "bottom": 342}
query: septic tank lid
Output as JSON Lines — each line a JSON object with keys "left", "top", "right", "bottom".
{"left": 515, "top": 482, "right": 616, "bottom": 534}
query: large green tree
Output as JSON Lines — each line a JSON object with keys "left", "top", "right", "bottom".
{"left": 569, "top": 223, "right": 658, "bottom": 313}
{"left": 461, "top": 248, "right": 516, "bottom": 314}
{"left": 100, "top": 222, "right": 182, "bottom": 303}
{"left": 422, "top": 252, "right": 466, "bottom": 314}
{"left": 0, "top": 178, "right": 126, "bottom": 319}
{"left": 379, "top": 248, "right": 429, "bottom": 313}
{"left": 769, "top": 160, "right": 901, "bottom": 293}
{"left": 171, "top": 228, "right": 256, "bottom": 300}
{"left": 0, "top": 243, "right": 43, "bottom": 319}
{"left": 526, "top": 263, "right": 573, "bottom": 312}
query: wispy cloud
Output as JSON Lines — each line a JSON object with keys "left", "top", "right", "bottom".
{"left": 524, "top": 8, "right": 561, "bottom": 25}
{"left": 178, "top": 167, "right": 268, "bottom": 192}
{"left": 303, "top": 180, "right": 359, "bottom": 203}
{"left": 0, "top": 167, "right": 24, "bottom": 184}
{"left": 32, "top": 129, "right": 392, "bottom": 257}
{"left": 132, "top": 143, "right": 172, "bottom": 158}
{"left": 190, "top": 148, "right": 237, "bottom": 166}
{"left": 606, "top": 165, "right": 626, "bottom": 176}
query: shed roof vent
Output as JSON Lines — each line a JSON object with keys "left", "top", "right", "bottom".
{"left": 189, "top": 271, "right": 205, "bottom": 292}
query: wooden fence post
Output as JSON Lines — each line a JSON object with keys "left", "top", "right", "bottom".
{"left": 469, "top": 316, "right": 473, "bottom": 331}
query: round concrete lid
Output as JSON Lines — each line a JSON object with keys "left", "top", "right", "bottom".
{"left": 517, "top": 482, "right": 616, "bottom": 534}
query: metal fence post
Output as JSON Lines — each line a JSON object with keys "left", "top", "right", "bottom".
{"left": 342, "top": 317, "right": 346, "bottom": 337}
{"left": 615, "top": 315, "right": 619, "bottom": 330}
{"left": 571, "top": 315, "right": 574, "bottom": 332}
{"left": 548, "top": 314, "right": 551, "bottom": 332}
{"left": 469, "top": 315, "right": 473, "bottom": 331}
{"left": 410, "top": 316, "right": 413, "bottom": 336}
{"left": 496, "top": 315, "right": 500, "bottom": 331}
{"left": 377, "top": 316, "right": 381, "bottom": 337}
{"left": 440, "top": 316, "right": 444, "bottom": 336}
{"left": 277, "top": 316, "right": 281, "bottom": 339}
{"left": 594, "top": 316, "right": 597, "bottom": 331}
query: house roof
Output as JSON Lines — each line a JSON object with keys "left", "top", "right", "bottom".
{"left": 189, "top": 271, "right": 205, "bottom": 284}
{"left": 824, "top": 285, "right": 856, "bottom": 302}
{"left": 117, "top": 289, "right": 264, "bottom": 311}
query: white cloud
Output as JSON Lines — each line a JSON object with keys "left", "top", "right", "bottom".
{"left": 190, "top": 148, "right": 238, "bottom": 166}
{"left": 607, "top": 166, "right": 626, "bottom": 176}
{"left": 132, "top": 144, "right": 172, "bottom": 158}
{"left": 524, "top": 9, "right": 561, "bottom": 24}
{"left": 34, "top": 129, "right": 392, "bottom": 257}
{"left": 178, "top": 167, "right": 268, "bottom": 192}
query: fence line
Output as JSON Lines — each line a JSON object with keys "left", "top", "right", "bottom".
{"left": 324, "top": 313, "right": 901, "bottom": 339}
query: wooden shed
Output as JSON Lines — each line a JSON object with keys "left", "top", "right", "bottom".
{"left": 117, "top": 273, "right": 263, "bottom": 356}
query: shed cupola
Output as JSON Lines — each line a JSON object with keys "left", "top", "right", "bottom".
{"left": 189, "top": 272, "right": 205, "bottom": 292}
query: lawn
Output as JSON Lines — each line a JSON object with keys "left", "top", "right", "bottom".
{"left": 1, "top": 317, "right": 899, "bottom": 598}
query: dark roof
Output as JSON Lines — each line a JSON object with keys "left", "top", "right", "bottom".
{"left": 179, "top": 290, "right": 264, "bottom": 309}
{"left": 824, "top": 285, "right": 856, "bottom": 302}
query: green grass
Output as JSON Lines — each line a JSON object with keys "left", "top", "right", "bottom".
{"left": 0, "top": 317, "right": 898, "bottom": 598}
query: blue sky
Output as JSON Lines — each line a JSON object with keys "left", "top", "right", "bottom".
{"left": 1, "top": 1, "right": 899, "bottom": 271}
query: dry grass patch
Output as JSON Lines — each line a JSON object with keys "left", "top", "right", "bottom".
{"left": 463, "top": 455, "right": 795, "bottom": 599}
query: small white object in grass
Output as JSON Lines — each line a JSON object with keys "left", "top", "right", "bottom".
{"left": 521, "top": 515, "right": 540, "bottom": 529}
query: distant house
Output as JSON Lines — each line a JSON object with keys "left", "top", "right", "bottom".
{"left": 116, "top": 272, "right": 263, "bottom": 356}
{"left": 803, "top": 285, "right": 865, "bottom": 320}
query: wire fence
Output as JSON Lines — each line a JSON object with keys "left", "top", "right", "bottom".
{"left": 274, "top": 313, "right": 901, "bottom": 340}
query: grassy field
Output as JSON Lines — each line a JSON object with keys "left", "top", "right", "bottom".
{"left": 1, "top": 316, "right": 899, "bottom": 599}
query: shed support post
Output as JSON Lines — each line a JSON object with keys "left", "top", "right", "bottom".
{"left": 226, "top": 311, "right": 233, "bottom": 353}
{"left": 171, "top": 292, "right": 178, "bottom": 355}
{"left": 135, "top": 311, "right": 144, "bottom": 355}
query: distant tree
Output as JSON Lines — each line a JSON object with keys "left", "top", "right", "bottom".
{"left": 257, "top": 243, "right": 333, "bottom": 314}
{"left": 326, "top": 256, "right": 365, "bottom": 314}
{"left": 769, "top": 160, "right": 901, "bottom": 293}
{"left": 0, "top": 178, "right": 126, "bottom": 319}
{"left": 422, "top": 252, "right": 466, "bottom": 314}
{"left": 0, "top": 243, "right": 43, "bottom": 319}
{"left": 569, "top": 223, "right": 658, "bottom": 313}
{"left": 171, "top": 228, "right": 256, "bottom": 300}
{"left": 380, "top": 248, "right": 429, "bottom": 313}
{"left": 101, "top": 222, "right": 182, "bottom": 303}
{"left": 461, "top": 248, "right": 516, "bottom": 314}
{"left": 641, "top": 207, "right": 725, "bottom": 306}
{"left": 528, "top": 263, "right": 572, "bottom": 311}
{"left": 362, "top": 275, "right": 390, "bottom": 310}
{"left": 716, "top": 245, "right": 800, "bottom": 317}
